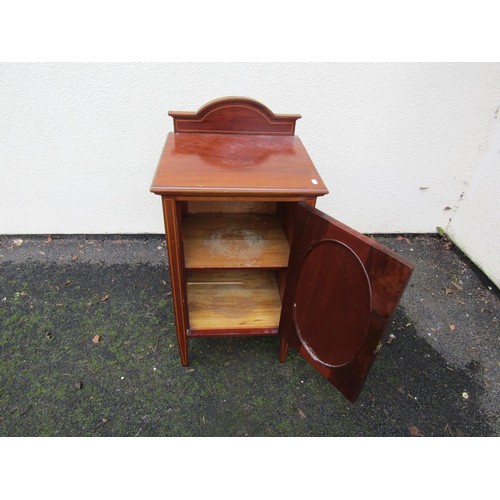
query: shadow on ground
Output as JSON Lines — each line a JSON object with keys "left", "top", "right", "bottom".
{"left": 0, "top": 235, "right": 498, "bottom": 436}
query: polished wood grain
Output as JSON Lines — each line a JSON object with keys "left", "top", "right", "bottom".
{"left": 278, "top": 203, "right": 414, "bottom": 402}
{"left": 153, "top": 98, "right": 415, "bottom": 403}
{"left": 169, "top": 96, "right": 301, "bottom": 135}
{"left": 183, "top": 213, "right": 290, "bottom": 269}
{"left": 187, "top": 270, "right": 282, "bottom": 335}
{"left": 162, "top": 197, "right": 189, "bottom": 366}
{"left": 152, "top": 98, "right": 326, "bottom": 367}
{"left": 187, "top": 200, "right": 277, "bottom": 214}
{"left": 294, "top": 240, "right": 372, "bottom": 367}
{"left": 150, "top": 133, "right": 328, "bottom": 198}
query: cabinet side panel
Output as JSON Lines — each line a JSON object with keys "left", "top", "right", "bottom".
{"left": 162, "top": 197, "right": 190, "bottom": 366}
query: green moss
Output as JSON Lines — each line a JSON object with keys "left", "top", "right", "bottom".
{"left": 0, "top": 255, "right": 494, "bottom": 437}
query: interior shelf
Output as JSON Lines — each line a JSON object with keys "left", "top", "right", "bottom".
{"left": 183, "top": 213, "right": 290, "bottom": 269}
{"left": 187, "top": 270, "right": 282, "bottom": 335}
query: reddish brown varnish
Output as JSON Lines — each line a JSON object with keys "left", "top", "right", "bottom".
{"left": 151, "top": 97, "right": 413, "bottom": 402}
{"left": 150, "top": 133, "right": 328, "bottom": 198}
{"left": 278, "top": 203, "right": 413, "bottom": 402}
{"left": 168, "top": 96, "right": 301, "bottom": 135}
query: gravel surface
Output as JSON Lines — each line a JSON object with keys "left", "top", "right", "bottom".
{"left": 0, "top": 234, "right": 498, "bottom": 436}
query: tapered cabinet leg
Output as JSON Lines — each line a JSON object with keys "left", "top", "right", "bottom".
{"left": 162, "top": 197, "right": 189, "bottom": 366}
{"left": 279, "top": 337, "right": 289, "bottom": 363}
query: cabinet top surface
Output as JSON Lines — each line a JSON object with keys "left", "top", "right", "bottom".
{"left": 150, "top": 132, "right": 329, "bottom": 198}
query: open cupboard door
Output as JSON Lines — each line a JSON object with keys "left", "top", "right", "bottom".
{"left": 279, "top": 203, "right": 414, "bottom": 402}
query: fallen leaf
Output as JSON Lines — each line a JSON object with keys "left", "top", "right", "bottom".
{"left": 75, "top": 381, "right": 83, "bottom": 390}
{"left": 92, "top": 335, "right": 101, "bottom": 344}
{"left": 71, "top": 255, "right": 79, "bottom": 261}
{"left": 419, "top": 186, "right": 429, "bottom": 190}
{"left": 44, "top": 331, "right": 53, "bottom": 340}
{"left": 386, "top": 334, "right": 396, "bottom": 345}
{"left": 13, "top": 239, "right": 23, "bottom": 246}
{"left": 443, "top": 206, "right": 452, "bottom": 211}
{"left": 409, "top": 425, "right": 424, "bottom": 437}
{"left": 443, "top": 288, "right": 454, "bottom": 295}
{"left": 95, "top": 418, "right": 108, "bottom": 429}
{"left": 46, "top": 235, "right": 52, "bottom": 243}
{"left": 297, "top": 408, "right": 306, "bottom": 419}
{"left": 449, "top": 324, "right": 456, "bottom": 332}
{"left": 99, "top": 294, "right": 110, "bottom": 303}
{"left": 444, "top": 241, "right": 453, "bottom": 250}
{"left": 397, "top": 236, "right": 411, "bottom": 244}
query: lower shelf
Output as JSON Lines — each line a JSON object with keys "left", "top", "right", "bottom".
{"left": 187, "top": 269, "right": 282, "bottom": 335}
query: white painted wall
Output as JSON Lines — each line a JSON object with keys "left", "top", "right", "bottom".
{"left": 447, "top": 112, "right": 500, "bottom": 288}
{"left": 1, "top": 64, "right": 499, "bottom": 244}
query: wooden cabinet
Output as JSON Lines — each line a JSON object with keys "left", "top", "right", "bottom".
{"left": 150, "top": 97, "right": 413, "bottom": 401}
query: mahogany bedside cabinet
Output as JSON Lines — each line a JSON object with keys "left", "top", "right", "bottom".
{"left": 150, "top": 97, "right": 413, "bottom": 401}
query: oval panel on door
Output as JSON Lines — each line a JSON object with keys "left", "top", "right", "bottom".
{"left": 293, "top": 240, "right": 372, "bottom": 368}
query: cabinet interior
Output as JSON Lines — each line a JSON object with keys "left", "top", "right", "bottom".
{"left": 182, "top": 201, "right": 294, "bottom": 335}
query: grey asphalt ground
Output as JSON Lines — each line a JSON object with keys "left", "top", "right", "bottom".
{"left": 0, "top": 234, "right": 498, "bottom": 436}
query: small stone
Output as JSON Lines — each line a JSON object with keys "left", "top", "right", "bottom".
{"left": 462, "top": 392, "right": 469, "bottom": 400}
